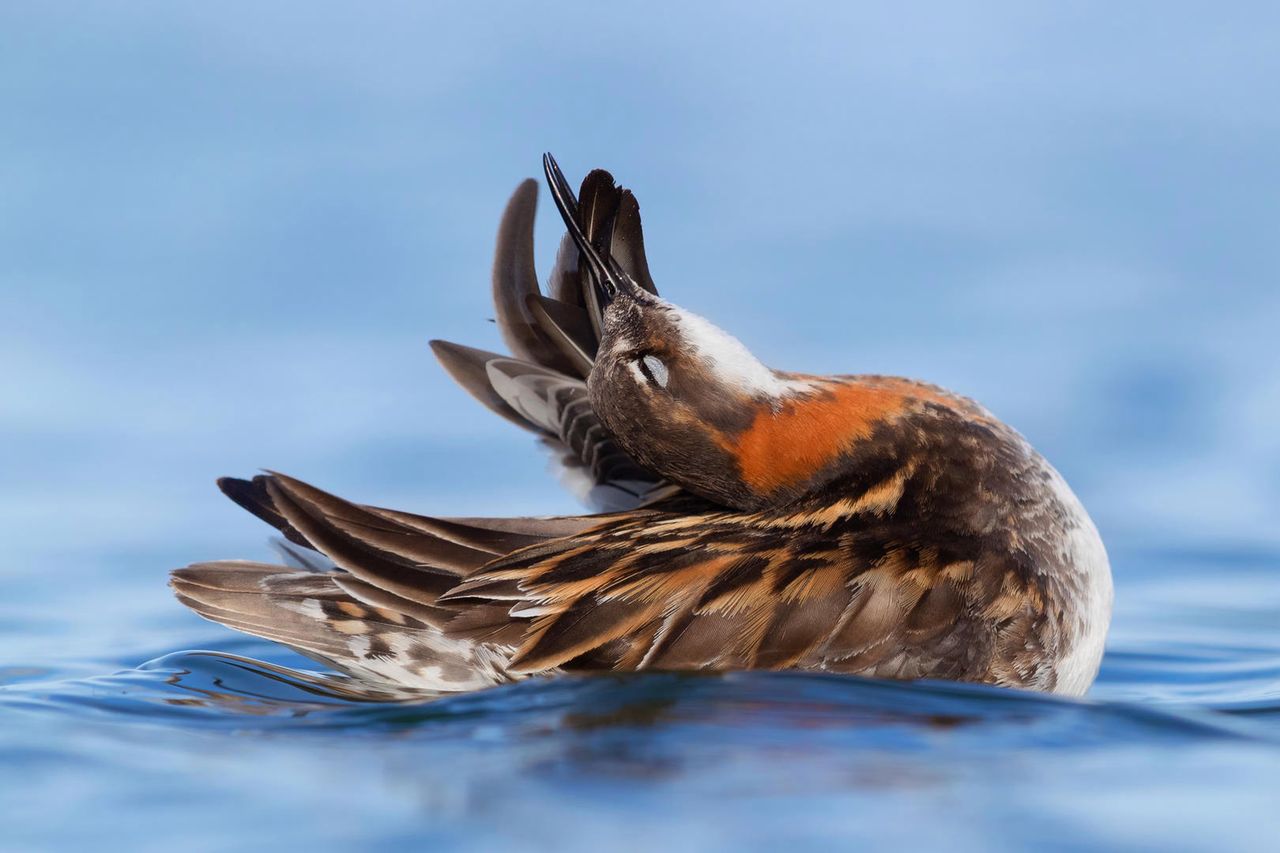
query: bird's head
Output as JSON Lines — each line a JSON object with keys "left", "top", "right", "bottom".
{"left": 592, "top": 280, "right": 821, "bottom": 510}
{"left": 542, "top": 154, "right": 1004, "bottom": 513}
{"left": 542, "top": 155, "right": 819, "bottom": 509}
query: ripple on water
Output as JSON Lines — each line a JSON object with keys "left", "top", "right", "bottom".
{"left": 4, "top": 650, "right": 1277, "bottom": 745}
{"left": 2, "top": 550, "right": 1279, "bottom": 851}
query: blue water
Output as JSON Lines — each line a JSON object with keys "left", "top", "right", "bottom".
{"left": 4, "top": 4, "right": 1280, "bottom": 851}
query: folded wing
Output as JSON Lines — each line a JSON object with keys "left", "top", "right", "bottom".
{"left": 441, "top": 504, "right": 1002, "bottom": 680}
{"left": 175, "top": 474, "right": 1044, "bottom": 691}
{"left": 174, "top": 472, "right": 608, "bottom": 691}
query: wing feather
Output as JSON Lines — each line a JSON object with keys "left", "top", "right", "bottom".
{"left": 440, "top": 503, "right": 999, "bottom": 680}
{"left": 490, "top": 178, "right": 581, "bottom": 376}
{"left": 266, "top": 472, "right": 494, "bottom": 573}
{"left": 525, "top": 293, "right": 596, "bottom": 375}
{"left": 429, "top": 340, "right": 534, "bottom": 432}
{"left": 172, "top": 563, "right": 511, "bottom": 692}
{"left": 176, "top": 474, "right": 1040, "bottom": 689}
{"left": 431, "top": 171, "right": 673, "bottom": 512}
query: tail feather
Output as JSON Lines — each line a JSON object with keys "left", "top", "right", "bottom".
{"left": 359, "top": 508, "right": 549, "bottom": 556}
{"left": 172, "top": 570, "right": 365, "bottom": 662}
{"left": 171, "top": 561, "right": 343, "bottom": 599}
{"left": 265, "top": 472, "right": 493, "bottom": 573}
{"left": 259, "top": 476, "right": 459, "bottom": 605}
{"left": 171, "top": 560, "right": 512, "bottom": 693}
{"left": 218, "top": 476, "right": 311, "bottom": 549}
{"left": 271, "top": 537, "right": 335, "bottom": 572}
{"left": 221, "top": 473, "right": 596, "bottom": 558}
{"left": 332, "top": 575, "right": 457, "bottom": 631}
{"left": 173, "top": 165, "right": 676, "bottom": 690}
{"left": 172, "top": 473, "right": 596, "bottom": 691}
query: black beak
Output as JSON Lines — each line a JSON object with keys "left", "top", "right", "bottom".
{"left": 542, "top": 153, "right": 638, "bottom": 307}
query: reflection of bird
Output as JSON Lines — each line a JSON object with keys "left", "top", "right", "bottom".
{"left": 171, "top": 155, "right": 1112, "bottom": 697}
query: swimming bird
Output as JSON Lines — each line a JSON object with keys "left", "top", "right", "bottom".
{"left": 171, "top": 154, "right": 1113, "bottom": 697}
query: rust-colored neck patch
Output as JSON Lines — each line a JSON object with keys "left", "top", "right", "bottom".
{"left": 725, "top": 377, "right": 964, "bottom": 498}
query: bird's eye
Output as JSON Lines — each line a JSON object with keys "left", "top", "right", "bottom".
{"left": 635, "top": 354, "right": 669, "bottom": 389}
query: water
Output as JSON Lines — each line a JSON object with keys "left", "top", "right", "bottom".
{"left": 4, "top": 4, "right": 1280, "bottom": 851}
{"left": 6, "top": 542, "right": 1279, "bottom": 850}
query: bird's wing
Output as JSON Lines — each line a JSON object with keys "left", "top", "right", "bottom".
{"left": 430, "top": 170, "right": 671, "bottom": 512}
{"left": 175, "top": 473, "right": 1046, "bottom": 689}
{"left": 442, "top": 497, "right": 1046, "bottom": 684}
{"left": 172, "top": 473, "right": 694, "bottom": 689}
{"left": 215, "top": 472, "right": 604, "bottom": 568}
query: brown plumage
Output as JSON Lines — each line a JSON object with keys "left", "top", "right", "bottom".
{"left": 171, "top": 155, "right": 1112, "bottom": 697}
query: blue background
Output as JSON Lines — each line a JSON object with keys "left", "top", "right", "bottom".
{"left": 2, "top": 4, "right": 1279, "bottom": 851}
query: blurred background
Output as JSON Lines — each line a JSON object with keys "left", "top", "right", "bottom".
{"left": 2, "top": 3, "right": 1279, "bottom": 851}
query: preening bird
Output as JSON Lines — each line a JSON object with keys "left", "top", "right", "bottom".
{"left": 171, "top": 155, "right": 1113, "bottom": 697}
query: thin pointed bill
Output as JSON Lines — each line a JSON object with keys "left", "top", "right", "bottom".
{"left": 542, "top": 153, "right": 641, "bottom": 307}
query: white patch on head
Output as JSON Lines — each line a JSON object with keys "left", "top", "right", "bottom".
{"left": 663, "top": 303, "right": 806, "bottom": 399}
{"left": 1044, "top": 466, "right": 1114, "bottom": 697}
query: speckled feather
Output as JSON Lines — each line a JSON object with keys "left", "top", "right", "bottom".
{"left": 171, "top": 157, "right": 1111, "bottom": 697}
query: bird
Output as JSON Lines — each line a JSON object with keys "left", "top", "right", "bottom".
{"left": 171, "top": 154, "right": 1113, "bottom": 697}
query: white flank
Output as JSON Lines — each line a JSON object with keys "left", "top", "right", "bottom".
{"left": 1045, "top": 466, "right": 1114, "bottom": 696}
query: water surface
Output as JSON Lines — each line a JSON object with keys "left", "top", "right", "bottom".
{"left": 3, "top": 4, "right": 1280, "bottom": 851}
{"left": 4, "top": 537, "right": 1278, "bottom": 851}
